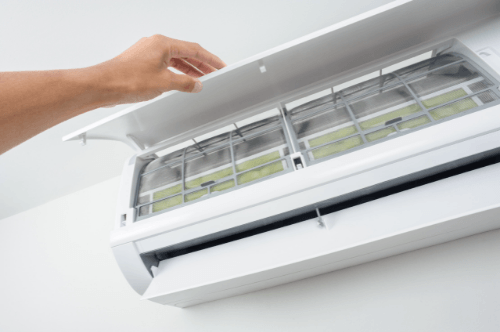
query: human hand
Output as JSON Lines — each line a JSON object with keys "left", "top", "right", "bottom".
{"left": 0, "top": 34, "right": 227, "bottom": 153}
{"left": 97, "top": 34, "right": 226, "bottom": 106}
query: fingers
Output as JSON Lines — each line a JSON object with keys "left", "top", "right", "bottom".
{"left": 169, "top": 58, "right": 204, "bottom": 78}
{"left": 165, "top": 70, "right": 203, "bottom": 93}
{"left": 183, "top": 58, "right": 217, "bottom": 74}
{"left": 167, "top": 38, "right": 226, "bottom": 70}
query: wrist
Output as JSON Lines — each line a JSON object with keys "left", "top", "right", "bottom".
{"left": 75, "top": 62, "right": 126, "bottom": 108}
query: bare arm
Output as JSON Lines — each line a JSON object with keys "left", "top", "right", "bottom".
{"left": 0, "top": 35, "right": 226, "bottom": 154}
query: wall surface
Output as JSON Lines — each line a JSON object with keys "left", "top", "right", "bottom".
{"left": 0, "top": 176, "right": 499, "bottom": 332}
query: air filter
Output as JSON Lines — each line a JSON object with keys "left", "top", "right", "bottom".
{"left": 291, "top": 54, "right": 499, "bottom": 165}
{"left": 136, "top": 114, "right": 293, "bottom": 219}
{"left": 134, "top": 53, "right": 500, "bottom": 219}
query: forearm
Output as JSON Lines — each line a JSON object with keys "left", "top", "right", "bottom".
{"left": 0, "top": 35, "right": 225, "bottom": 155}
{"left": 0, "top": 66, "right": 120, "bottom": 154}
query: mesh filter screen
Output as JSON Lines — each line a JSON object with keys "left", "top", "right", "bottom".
{"left": 393, "top": 54, "right": 462, "bottom": 79}
{"left": 139, "top": 162, "right": 182, "bottom": 195}
{"left": 135, "top": 53, "right": 500, "bottom": 220}
{"left": 288, "top": 94, "right": 338, "bottom": 121}
{"left": 309, "top": 135, "right": 363, "bottom": 160}
{"left": 185, "top": 132, "right": 230, "bottom": 157}
{"left": 429, "top": 91, "right": 498, "bottom": 120}
{"left": 408, "top": 62, "right": 492, "bottom": 99}
{"left": 236, "top": 116, "right": 281, "bottom": 138}
{"left": 233, "top": 127, "right": 289, "bottom": 186}
{"left": 342, "top": 74, "right": 400, "bottom": 101}
{"left": 136, "top": 114, "right": 293, "bottom": 218}
{"left": 234, "top": 127, "right": 288, "bottom": 162}
{"left": 348, "top": 85, "right": 416, "bottom": 124}
{"left": 468, "top": 81, "right": 489, "bottom": 93}
{"left": 211, "top": 179, "right": 235, "bottom": 193}
{"left": 237, "top": 160, "right": 287, "bottom": 185}
{"left": 288, "top": 53, "right": 500, "bottom": 163}
{"left": 397, "top": 115, "right": 431, "bottom": 131}
{"left": 142, "top": 150, "right": 183, "bottom": 174}
{"left": 366, "top": 127, "right": 397, "bottom": 142}
{"left": 292, "top": 105, "right": 353, "bottom": 140}
{"left": 184, "top": 146, "right": 233, "bottom": 190}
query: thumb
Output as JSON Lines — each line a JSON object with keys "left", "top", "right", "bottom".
{"left": 165, "top": 70, "right": 203, "bottom": 93}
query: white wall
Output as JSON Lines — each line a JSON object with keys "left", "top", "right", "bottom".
{"left": 1, "top": 176, "right": 499, "bottom": 332}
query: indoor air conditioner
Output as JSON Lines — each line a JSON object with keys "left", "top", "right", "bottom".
{"left": 64, "top": 0, "right": 500, "bottom": 307}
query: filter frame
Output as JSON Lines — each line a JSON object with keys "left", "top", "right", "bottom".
{"left": 135, "top": 116, "right": 294, "bottom": 220}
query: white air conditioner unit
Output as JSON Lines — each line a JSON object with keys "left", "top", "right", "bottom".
{"left": 65, "top": 0, "right": 500, "bottom": 307}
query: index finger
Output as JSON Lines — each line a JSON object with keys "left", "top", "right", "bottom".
{"left": 168, "top": 38, "right": 226, "bottom": 70}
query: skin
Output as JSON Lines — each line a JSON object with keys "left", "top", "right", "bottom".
{"left": 0, "top": 34, "right": 226, "bottom": 155}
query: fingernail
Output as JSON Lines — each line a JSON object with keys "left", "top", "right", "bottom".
{"left": 192, "top": 81, "right": 203, "bottom": 93}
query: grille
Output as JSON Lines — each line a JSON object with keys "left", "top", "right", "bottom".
{"left": 136, "top": 115, "right": 293, "bottom": 218}
{"left": 134, "top": 53, "right": 500, "bottom": 220}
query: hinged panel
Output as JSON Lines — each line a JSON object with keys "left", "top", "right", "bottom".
{"left": 63, "top": 0, "right": 500, "bottom": 150}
